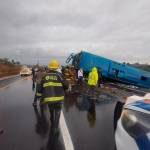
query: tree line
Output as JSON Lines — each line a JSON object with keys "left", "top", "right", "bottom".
{"left": 0, "top": 58, "right": 20, "bottom": 66}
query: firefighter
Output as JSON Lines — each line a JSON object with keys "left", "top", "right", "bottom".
{"left": 32, "top": 67, "right": 35, "bottom": 82}
{"left": 32, "top": 67, "right": 46, "bottom": 106}
{"left": 88, "top": 67, "right": 98, "bottom": 99}
{"left": 39, "top": 60, "right": 68, "bottom": 132}
{"left": 32, "top": 67, "right": 36, "bottom": 91}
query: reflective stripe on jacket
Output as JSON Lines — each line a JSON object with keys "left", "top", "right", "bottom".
{"left": 39, "top": 70, "right": 68, "bottom": 103}
{"left": 43, "top": 96, "right": 64, "bottom": 103}
{"left": 88, "top": 67, "right": 98, "bottom": 86}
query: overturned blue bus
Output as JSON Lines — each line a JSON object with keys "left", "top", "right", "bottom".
{"left": 66, "top": 51, "right": 150, "bottom": 89}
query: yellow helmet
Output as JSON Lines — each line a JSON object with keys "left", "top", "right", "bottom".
{"left": 48, "top": 60, "right": 60, "bottom": 69}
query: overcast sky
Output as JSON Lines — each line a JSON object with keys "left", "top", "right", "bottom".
{"left": 0, "top": 0, "right": 150, "bottom": 65}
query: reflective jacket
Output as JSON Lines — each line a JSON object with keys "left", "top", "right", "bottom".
{"left": 88, "top": 67, "right": 98, "bottom": 86}
{"left": 39, "top": 70, "right": 68, "bottom": 104}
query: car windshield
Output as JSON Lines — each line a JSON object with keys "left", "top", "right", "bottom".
{"left": 22, "top": 68, "right": 28, "bottom": 71}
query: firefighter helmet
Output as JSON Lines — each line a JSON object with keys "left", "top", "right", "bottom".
{"left": 48, "top": 60, "right": 60, "bottom": 69}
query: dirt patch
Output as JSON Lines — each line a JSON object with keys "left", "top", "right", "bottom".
{"left": 0, "top": 63, "right": 21, "bottom": 78}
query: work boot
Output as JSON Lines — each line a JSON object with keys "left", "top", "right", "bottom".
{"left": 32, "top": 102, "right": 37, "bottom": 107}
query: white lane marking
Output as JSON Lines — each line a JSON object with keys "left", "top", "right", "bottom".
{"left": 60, "top": 111, "right": 75, "bottom": 150}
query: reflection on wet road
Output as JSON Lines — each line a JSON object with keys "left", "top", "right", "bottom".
{"left": 63, "top": 89, "right": 119, "bottom": 150}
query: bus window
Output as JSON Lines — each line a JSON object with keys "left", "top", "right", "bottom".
{"left": 141, "top": 76, "right": 147, "bottom": 81}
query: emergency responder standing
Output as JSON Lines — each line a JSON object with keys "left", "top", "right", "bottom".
{"left": 78, "top": 68, "right": 83, "bottom": 85}
{"left": 39, "top": 60, "right": 68, "bottom": 132}
{"left": 97, "top": 68, "right": 103, "bottom": 87}
{"left": 32, "top": 67, "right": 35, "bottom": 82}
{"left": 32, "top": 67, "right": 36, "bottom": 91}
{"left": 33, "top": 67, "right": 46, "bottom": 106}
{"left": 88, "top": 67, "right": 98, "bottom": 99}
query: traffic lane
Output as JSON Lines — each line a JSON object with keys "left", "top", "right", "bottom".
{"left": 63, "top": 92, "right": 119, "bottom": 150}
{"left": 0, "top": 75, "right": 21, "bottom": 88}
{"left": 0, "top": 78, "right": 65, "bottom": 150}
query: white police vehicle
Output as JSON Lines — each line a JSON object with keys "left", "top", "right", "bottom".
{"left": 115, "top": 94, "right": 150, "bottom": 150}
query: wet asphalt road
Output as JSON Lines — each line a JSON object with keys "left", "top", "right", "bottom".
{"left": 63, "top": 90, "right": 118, "bottom": 150}
{"left": 0, "top": 75, "right": 20, "bottom": 88}
{"left": 0, "top": 77, "right": 65, "bottom": 150}
{"left": 0, "top": 77, "right": 123, "bottom": 150}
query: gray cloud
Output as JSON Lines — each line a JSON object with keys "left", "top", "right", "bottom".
{"left": 0, "top": 0, "right": 150, "bottom": 64}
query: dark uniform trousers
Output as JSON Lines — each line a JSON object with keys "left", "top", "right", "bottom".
{"left": 34, "top": 84, "right": 41, "bottom": 103}
{"left": 48, "top": 103, "right": 62, "bottom": 129}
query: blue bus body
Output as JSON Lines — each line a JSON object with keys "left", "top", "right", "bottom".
{"left": 69, "top": 51, "right": 150, "bottom": 88}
